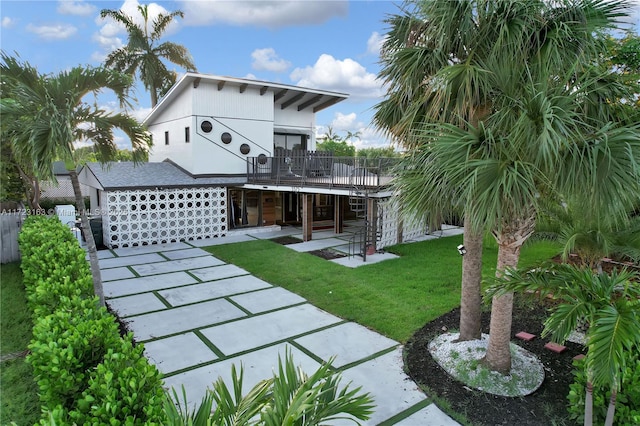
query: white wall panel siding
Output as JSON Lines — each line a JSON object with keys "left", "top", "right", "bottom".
{"left": 193, "top": 82, "right": 273, "bottom": 121}
{"left": 193, "top": 118, "right": 272, "bottom": 175}
{"left": 102, "top": 187, "right": 227, "bottom": 248}
{"left": 274, "top": 108, "right": 315, "bottom": 131}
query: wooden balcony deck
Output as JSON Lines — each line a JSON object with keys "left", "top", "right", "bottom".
{"left": 246, "top": 152, "right": 398, "bottom": 190}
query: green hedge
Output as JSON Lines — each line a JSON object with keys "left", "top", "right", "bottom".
{"left": 19, "top": 215, "right": 165, "bottom": 424}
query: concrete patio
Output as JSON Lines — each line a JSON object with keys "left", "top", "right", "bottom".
{"left": 98, "top": 225, "right": 463, "bottom": 425}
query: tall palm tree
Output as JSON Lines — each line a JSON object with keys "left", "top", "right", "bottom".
{"left": 100, "top": 4, "right": 197, "bottom": 107}
{"left": 375, "top": 0, "right": 640, "bottom": 373}
{"left": 0, "top": 53, "right": 151, "bottom": 307}
{"left": 486, "top": 265, "right": 640, "bottom": 426}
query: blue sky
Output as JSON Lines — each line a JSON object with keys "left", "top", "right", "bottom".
{"left": 1, "top": 0, "right": 639, "bottom": 151}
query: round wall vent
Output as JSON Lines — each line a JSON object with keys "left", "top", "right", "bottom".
{"left": 257, "top": 154, "right": 268, "bottom": 164}
{"left": 240, "top": 144, "right": 251, "bottom": 155}
{"left": 200, "top": 120, "right": 213, "bottom": 133}
{"left": 221, "top": 132, "right": 232, "bottom": 144}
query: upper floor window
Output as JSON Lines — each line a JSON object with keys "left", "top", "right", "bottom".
{"left": 185, "top": 127, "right": 190, "bottom": 143}
{"left": 165, "top": 131, "right": 169, "bottom": 145}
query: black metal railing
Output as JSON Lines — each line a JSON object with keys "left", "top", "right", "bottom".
{"left": 247, "top": 150, "right": 398, "bottom": 190}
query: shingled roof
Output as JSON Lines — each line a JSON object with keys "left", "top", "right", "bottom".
{"left": 81, "top": 161, "right": 246, "bottom": 190}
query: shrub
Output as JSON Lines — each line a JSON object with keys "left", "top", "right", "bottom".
{"left": 568, "top": 348, "right": 640, "bottom": 425}
{"left": 20, "top": 214, "right": 166, "bottom": 425}
{"left": 71, "top": 336, "right": 165, "bottom": 425}
{"left": 27, "top": 297, "right": 121, "bottom": 410}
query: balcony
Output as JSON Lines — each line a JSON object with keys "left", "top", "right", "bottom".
{"left": 246, "top": 151, "right": 399, "bottom": 191}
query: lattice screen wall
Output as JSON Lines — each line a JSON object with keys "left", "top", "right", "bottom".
{"left": 377, "top": 198, "right": 398, "bottom": 249}
{"left": 377, "top": 198, "right": 428, "bottom": 249}
{"left": 101, "top": 187, "right": 227, "bottom": 248}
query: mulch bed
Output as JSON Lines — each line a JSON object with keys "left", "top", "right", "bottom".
{"left": 307, "top": 249, "right": 347, "bottom": 260}
{"left": 405, "top": 295, "right": 585, "bottom": 426}
{"left": 270, "top": 236, "right": 303, "bottom": 245}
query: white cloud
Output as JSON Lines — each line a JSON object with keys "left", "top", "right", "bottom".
{"left": 251, "top": 48, "right": 291, "bottom": 72}
{"left": 290, "top": 54, "right": 385, "bottom": 100}
{"left": 330, "top": 112, "right": 362, "bottom": 131}
{"left": 178, "top": 0, "right": 347, "bottom": 28}
{"left": 315, "top": 113, "right": 391, "bottom": 149}
{"left": 2, "top": 17, "right": 16, "bottom": 29}
{"left": 26, "top": 23, "right": 78, "bottom": 40}
{"left": 57, "top": 0, "right": 96, "bottom": 16}
{"left": 366, "top": 31, "right": 386, "bottom": 56}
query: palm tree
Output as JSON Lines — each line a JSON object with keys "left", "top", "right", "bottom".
{"left": 164, "top": 350, "right": 374, "bottom": 425}
{"left": 0, "top": 53, "right": 151, "bottom": 307}
{"left": 100, "top": 4, "right": 197, "bottom": 107}
{"left": 374, "top": 0, "right": 640, "bottom": 373}
{"left": 486, "top": 265, "right": 640, "bottom": 426}
{"left": 536, "top": 197, "right": 640, "bottom": 274}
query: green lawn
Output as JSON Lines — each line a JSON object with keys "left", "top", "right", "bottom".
{"left": 205, "top": 234, "right": 560, "bottom": 342}
{"left": 1, "top": 262, "right": 41, "bottom": 425}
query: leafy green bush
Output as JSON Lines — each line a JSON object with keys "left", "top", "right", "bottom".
{"left": 71, "top": 336, "right": 165, "bottom": 425}
{"left": 20, "top": 214, "right": 166, "bottom": 425}
{"left": 568, "top": 348, "right": 640, "bottom": 425}
{"left": 27, "top": 297, "right": 121, "bottom": 410}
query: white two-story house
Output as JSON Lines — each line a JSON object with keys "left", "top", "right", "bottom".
{"left": 80, "top": 73, "right": 427, "bottom": 250}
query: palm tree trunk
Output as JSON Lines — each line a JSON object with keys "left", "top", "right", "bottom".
{"left": 482, "top": 233, "right": 521, "bottom": 373}
{"left": 483, "top": 211, "right": 536, "bottom": 374}
{"left": 604, "top": 386, "right": 616, "bottom": 426}
{"left": 585, "top": 380, "right": 594, "bottom": 426}
{"left": 457, "top": 216, "right": 483, "bottom": 341}
{"left": 69, "top": 169, "right": 105, "bottom": 307}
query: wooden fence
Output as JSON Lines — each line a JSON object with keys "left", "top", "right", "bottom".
{"left": 1, "top": 212, "right": 26, "bottom": 264}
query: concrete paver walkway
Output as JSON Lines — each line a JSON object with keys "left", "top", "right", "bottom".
{"left": 98, "top": 227, "right": 462, "bottom": 425}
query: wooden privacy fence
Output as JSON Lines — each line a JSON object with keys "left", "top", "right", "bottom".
{"left": 1, "top": 212, "right": 26, "bottom": 264}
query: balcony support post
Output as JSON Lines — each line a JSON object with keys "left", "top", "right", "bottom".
{"left": 334, "top": 195, "right": 343, "bottom": 234}
{"left": 302, "top": 193, "right": 313, "bottom": 242}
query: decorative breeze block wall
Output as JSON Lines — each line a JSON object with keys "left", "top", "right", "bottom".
{"left": 377, "top": 198, "right": 428, "bottom": 249}
{"left": 377, "top": 198, "right": 398, "bottom": 249}
{"left": 102, "top": 187, "right": 227, "bottom": 248}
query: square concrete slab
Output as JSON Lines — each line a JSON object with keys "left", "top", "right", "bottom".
{"left": 199, "top": 304, "right": 342, "bottom": 356}
{"left": 286, "top": 238, "right": 348, "bottom": 252}
{"left": 394, "top": 404, "right": 462, "bottom": 426}
{"left": 189, "top": 234, "right": 256, "bottom": 247}
{"left": 127, "top": 298, "right": 247, "bottom": 341}
{"left": 86, "top": 250, "right": 115, "bottom": 260}
{"left": 99, "top": 253, "right": 166, "bottom": 269}
{"left": 330, "top": 252, "right": 399, "bottom": 268}
{"left": 159, "top": 276, "right": 273, "bottom": 307}
{"left": 294, "top": 322, "right": 398, "bottom": 368}
{"left": 230, "top": 287, "right": 306, "bottom": 314}
{"left": 107, "top": 293, "right": 167, "bottom": 318}
{"left": 339, "top": 347, "right": 428, "bottom": 425}
{"left": 132, "top": 256, "right": 225, "bottom": 276}
{"left": 162, "top": 343, "right": 319, "bottom": 408}
{"left": 189, "top": 264, "right": 249, "bottom": 282}
{"left": 161, "top": 248, "right": 211, "bottom": 260}
{"left": 103, "top": 271, "right": 197, "bottom": 298}
{"left": 144, "top": 333, "right": 218, "bottom": 375}
{"left": 101, "top": 266, "right": 136, "bottom": 282}
{"left": 113, "top": 242, "right": 192, "bottom": 257}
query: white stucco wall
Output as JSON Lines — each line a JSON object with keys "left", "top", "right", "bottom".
{"left": 148, "top": 87, "right": 195, "bottom": 169}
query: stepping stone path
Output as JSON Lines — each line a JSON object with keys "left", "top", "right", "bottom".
{"left": 98, "top": 237, "right": 462, "bottom": 425}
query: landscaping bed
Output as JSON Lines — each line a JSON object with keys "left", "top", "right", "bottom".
{"left": 405, "top": 296, "right": 584, "bottom": 426}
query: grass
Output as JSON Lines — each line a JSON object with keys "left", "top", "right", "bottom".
{"left": 205, "top": 234, "right": 561, "bottom": 342}
{"left": 1, "top": 262, "right": 41, "bottom": 425}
